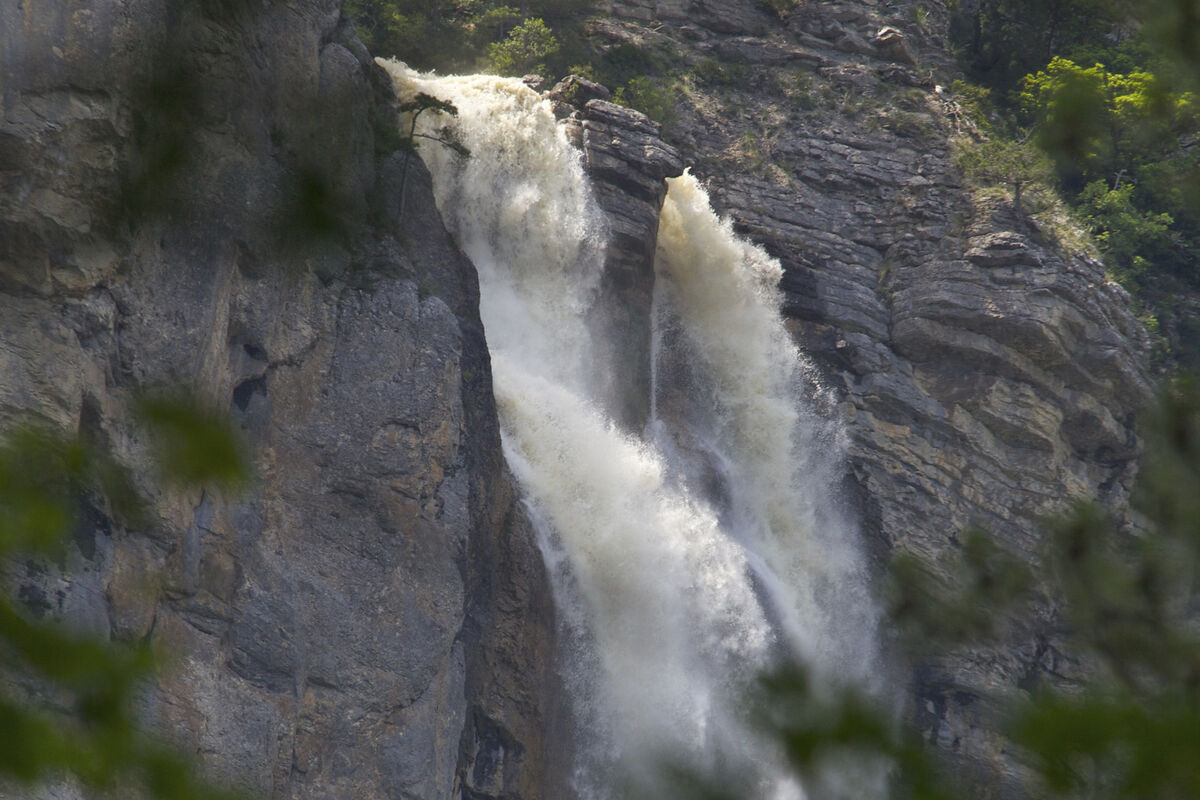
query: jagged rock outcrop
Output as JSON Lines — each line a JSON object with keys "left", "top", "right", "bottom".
{"left": 0, "top": 2, "right": 553, "bottom": 798}
{"left": 588, "top": 0, "right": 1153, "bottom": 793}
{"left": 551, "top": 79, "right": 684, "bottom": 429}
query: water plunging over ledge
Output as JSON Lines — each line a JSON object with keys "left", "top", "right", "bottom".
{"left": 382, "top": 63, "right": 883, "bottom": 799}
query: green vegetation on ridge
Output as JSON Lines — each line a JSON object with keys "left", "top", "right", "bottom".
{"left": 342, "top": 0, "right": 592, "bottom": 76}
{"left": 949, "top": 0, "right": 1200, "bottom": 368}
{"left": 342, "top": 0, "right": 684, "bottom": 123}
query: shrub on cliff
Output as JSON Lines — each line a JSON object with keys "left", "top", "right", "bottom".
{"left": 613, "top": 76, "right": 677, "bottom": 126}
{"left": 953, "top": 136, "right": 1054, "bottom": 216}
{"left": 342, "top": 0, "right": 591, "bottom": 76}
{"left": 1077, "top": 180, "right": 1175, "bottom": 285}
{"left": 486, "top": 17, "right": 560, "bottom": 76}
{"left": 949, "top": 0, "right": 1200, "bottom": 367}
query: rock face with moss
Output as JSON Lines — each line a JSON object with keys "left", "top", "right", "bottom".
{"left": 0, "top": 1, "right": 554, "bottom": 798}
{"left": 584, "top": 0, "right": 1152, "bottom": 793}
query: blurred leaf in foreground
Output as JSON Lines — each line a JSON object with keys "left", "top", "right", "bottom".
{"left": 134, "top": 391, "right": 251, "bottom": 490}
{"left": 678, "top": 377, "right": 1200, "bottom": 800}
{"left": 0, "top": 395, "right": 251, "bottom": 799}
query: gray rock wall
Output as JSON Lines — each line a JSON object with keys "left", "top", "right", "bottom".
{"left": 0, "top": 2, "right": 553, "bottom": 798}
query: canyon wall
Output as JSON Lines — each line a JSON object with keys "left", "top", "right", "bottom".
{"left": 1, "top": 2, "right": 553, "bottom": 797}
{"left": 0, "top": 0, "right": 1157, "bottom": 797}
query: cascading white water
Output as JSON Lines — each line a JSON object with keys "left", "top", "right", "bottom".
{"left": 382, "top": 62, "right": 882, "bottom": 798}
{"left": 653, "top": 174, "right": 881, "bottom": 682}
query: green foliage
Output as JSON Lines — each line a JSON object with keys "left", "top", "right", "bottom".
{"left": 1077, "top": 180, "right": 1175, "bottom": 283}
{"left": 1011, "top": 690, "right": 1200, "bottom": 798}
{"left": 613, "top": 76, "right": 676, "bottom": 126}
{"left": 954, "top": 136, "right": 1054, "bottom": 214}
{"left": 564, "top": 62, "right": 601, "bottom": 83}
{"left": 1144, "top": 0, "right": 1200, "bottom": 92}
{"left": 470, "top": 4, "right": 524, "bottom": 48}
{"left": 889, "top": 529, "right": 1033, "bottom": 647}
{"left": 660, "top": 667, "right": 957, "bottom": 800}
{"left": 671, "top": 377, "right": 1200, "bottom": 799}
{"left": 342, "top": 0, "right": 595, "bottom": 76}
{"left": 691, "top": 58, "right": 748, "bottom": 88}
{"left": 340, "top": 0, "right": 424, "bottom": 62}
{"left": 988, "top": 379, "right": 1200, "bottom": 799}
{"left": 276, "top": 165, "right": 349, "bottom": 247}
{"left": 751, "top": 668, "right": 956, "bottom": 800}
{"left": 581, "top": 41, "right": 681, "bottom": 127}
{"left": 395, "top": 92, "right": 467, "bottom": 218}
{"left": 1018, "top": 58, "right": 1179, "bottom": 182}
{"left": 342, "top": 0, "right": 687, "bottom": 135}
{"left": 949, "top": 0, "right": 1200, "bottom": 332}
{"left": 486, "top": 17, "right": 559, "bottom": 76}
{"left": 1012, "top": 56, "right": 1200, "bottom": 284}
{"left": 948, "top": 79, "right": 999, "bottom": 132}
{"left": 399, "top": 91, "right": 463, "bottom": 140}
{"left": 949, "top": 0, "right": 1129, "bottom": 93}
{"left": 134, "top": 393, "right": 252, "bottom": 490}
{"left": 776, "top": 69, "right": 817, "bottom": 109}
{"left": 882, "top": 110, "right": 938, "bottom": 141}
{"left": 0, "top": 428, "right": 143, "bottom": 558}
{"left": 592, "top": 42, "right": 670, "bottom": 88}
{"left": 0, "top": 402, "right": 251, "bottom": 798}
{"left": 737, "top": 131, "right": 764, "bottom": 170}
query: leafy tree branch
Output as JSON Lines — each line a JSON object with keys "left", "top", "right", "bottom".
{"left": 396, "top": 92, "right": 470, "bottom": 218}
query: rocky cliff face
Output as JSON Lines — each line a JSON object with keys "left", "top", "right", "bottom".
{"left": 1, "top": 2, "right": 553, "bottom": 798}
{"left": 1, "top": 0, "right": 1158, "bottom": 797}
{"left": 586, "top": 0, "right": 1153, "bottom": 793}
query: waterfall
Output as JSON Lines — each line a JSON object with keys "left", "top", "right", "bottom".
{"left": 381, "top": 63, "right": 882, "bottom": 799}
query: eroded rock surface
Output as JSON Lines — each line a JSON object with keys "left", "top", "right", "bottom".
{"left": 0, "top": 2, "right": 553, "bottom": 798}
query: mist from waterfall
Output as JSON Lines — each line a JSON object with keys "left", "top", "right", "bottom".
{"left": 382, "top": 62, "right": 883, "bottom": 799}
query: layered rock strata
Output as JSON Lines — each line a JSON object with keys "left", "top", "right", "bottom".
{"left": 0, "top": 2, "right": 553, "bottom": 798}
{"left": 590, "top": 0, "right": 1153, "bottom": 793}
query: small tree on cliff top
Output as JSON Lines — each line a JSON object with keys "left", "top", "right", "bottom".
{"left": 396, "top": 92, "right": 469, "bottom": 218}
{"left": 955, "top": 136, "right": 1054, "bottom": 216}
